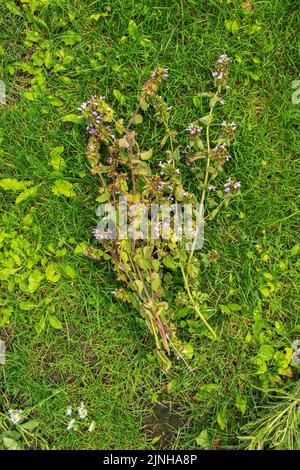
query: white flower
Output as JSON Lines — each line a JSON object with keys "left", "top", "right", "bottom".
{"left": 88, "top": 421, "right": 96, "bottom": 432}
{"left": 8, "top": 409, "right": 24, "bottom": 425}
{"left": 67, "top": 418, "right": 75, "bottom": 430}
{"left": 78, "top": 402, "right": 88, "bottom": 420}
{"left": 66, "top": 406, "right": 72, "bottom": 417}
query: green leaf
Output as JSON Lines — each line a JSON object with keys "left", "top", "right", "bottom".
{"left": 0, "top": 178, "right": 32, "bottom": 191}
{"left": 3, "top": 437, "right": 20, "bottom": 450}
{"left": 217, "top": 408, "right": 227, "bottom": 430}
{"left": 60, "top": 31, "right": 82, "bottom": 45}
{"left": 20, "top": 420, "right": 39, "bottom": 431}
{"left": 209, "top": 95, "right": 219, "bottom": 108}
{"left": 49, "top": 315, "right": 63, "bottom": 330}
{"left": 196, "top": 383, "right": 220, "bottom": 401}
{"left": 63, "top": 264, "right": 76, "bottom": 279}
{"left": 19, "top": 301, "right": 37, "bottom": 311}
{"left": 96, "top": 192, "right": 110, "bottom": 203}
{"left": 45, "top": 264, "right": 61, "bottom": 282}
{"left": 162, "top": 255, "right": 178, "bottom": 270}
{"left": 151, "top": 272, "right": 161, "bottom": 291}
{"left": 134, "top": 162, "right": 151, "bottom": 176}
{"left": 74, "top": 242, "right": 88, "bottom": 255}
{"left": 62, "top": 114, "right": 81, "bottom": 123}
{"left": 140, "top": 149, "right": 153, "bottom": 160}
{"left": 48, "top": 96, "right": 64, "bottom": 107}
{"left": 133, "top": 114, "right": 143, "bottom": 124}
{"left": 291, "top": 244, "right": 299, "bottom": 256}
{"left": 225, "top": 19, "right": 239, "bottom": 35}
{"left": 5, "top": 1, "right": 22, "bottom": 15}
{"left": 196, "top": 430, "right": 210, "bottom": 449}
{"left": 52, "top": 180, "right": 76, "bottom": 197}
{"left": 257, "top": 344, "right": 274, "bottom": 362}
{"left": 235, "top": 395, "right": 247, "bottom": 415}
{"left": 28, "top": 269, "right": 44, "bottom": 293}
{"left": 135, "top": 280, "right": 144, "bottom": 294}
{"left": 193, "top": 96, "right": 201, "bottom": 108}
{"left": 200, "top": 114, "right": 213, "bottom": 125}
{"left": 15, "top": 186, "right": 38, "bottom": 204}
{"left": 128, "top": 20, "right": 139, "bottom": 41}
{"left": 259, "top": 286, "right": 270, "bottom": 297}
{"left": 113, "top": 89, "right": 126, "bottom": 106}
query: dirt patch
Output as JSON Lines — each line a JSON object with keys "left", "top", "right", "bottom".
{"left": 143, "top": 401, "right": 183, "bottom": 449}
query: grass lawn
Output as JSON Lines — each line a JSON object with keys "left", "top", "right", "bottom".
{"left": 0, "top": 0, "right": 299, "bottom": 450}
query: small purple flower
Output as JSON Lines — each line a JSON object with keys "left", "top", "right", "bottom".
{"left": 208, "top": 184, "right": 216, "bottom": 191}
{"left": 233, "top": 181, "right": 241, "bottom": 189}
{"left": 212, "top": 71, "right": 218, "bottom": 77}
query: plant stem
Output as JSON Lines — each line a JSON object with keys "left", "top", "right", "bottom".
{"left": 181, "top": 266, "right": 217, "bottom": 338}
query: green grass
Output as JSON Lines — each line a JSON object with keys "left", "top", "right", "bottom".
{"left": 0, "top": 0, "right": 299, "bottom": 450}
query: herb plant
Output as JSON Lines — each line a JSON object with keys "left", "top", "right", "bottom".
{"left": 81, "top": 56, "right": 241, "bottom": 371}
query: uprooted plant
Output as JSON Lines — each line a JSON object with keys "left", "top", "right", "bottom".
{"left": 79, "top": 56, "right": 241, "bottom": 371}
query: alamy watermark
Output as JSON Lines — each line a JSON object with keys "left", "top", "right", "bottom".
{"left": 0, "top": 339, "right": 6, "bottom": 365}
{"left": 0, "top": 80, "right": 6, "bottom": 104}
{"left": 93, "top": 197, "right": 204, "bottom": 250}
{"left": 291, "top": 80, "right": 300, "bottom": 104}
